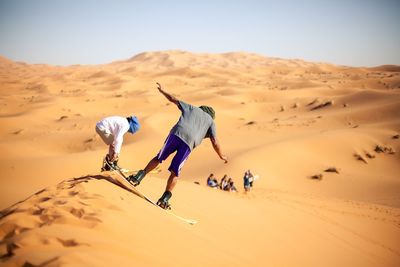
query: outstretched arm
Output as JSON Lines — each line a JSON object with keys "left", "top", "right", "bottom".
{"left": 210, "top": 136, "right": 228, "bottom": 164}
{"left": 156, "top": 82, "right": 179, "bottom": 105}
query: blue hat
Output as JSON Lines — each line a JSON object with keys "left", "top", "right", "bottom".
{"left": 128, "top": 116, "right": 140, "bottom": 134}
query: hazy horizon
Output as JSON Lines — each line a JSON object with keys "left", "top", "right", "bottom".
{"left": 0, "top": 0, "right": 399, "bottom": 67}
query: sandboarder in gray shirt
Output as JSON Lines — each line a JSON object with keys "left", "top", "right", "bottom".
{"left": 128, "top": 82, "right": 228, "bottom": 209}
{"left": 170, "top": 100, "right": 217, "bottom": 150}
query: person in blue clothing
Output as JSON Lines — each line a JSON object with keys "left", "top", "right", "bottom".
{"left": 129, "top": 82, "right": 228, "bottom": 209}
{"left": 243, "top": 170, "right": 252, "bottom": 192}
{"left": 207, "top": 173, "right": 219, "bottom": 188}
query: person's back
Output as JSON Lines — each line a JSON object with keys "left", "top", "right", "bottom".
{"left": 223, "top": 177, "right": 231, "bottom": 191}
{"left": 243, "top": 171, "right": 251, "bottom": 192}
{"left": 220, "top": 175, "right": 227, "bottom": 190}
{"left": 207, "top": 174, "right": 217, "bottom": 187}
{"left": 97, "top": 116, "right": 128, "bottom": 132}
{"left": 170, "top": 101, "right": 216, "bottom": 150}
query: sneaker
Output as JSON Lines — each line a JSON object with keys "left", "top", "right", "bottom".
{"left": 128, "top": 170, "right": 146, "bottom": 186}
{"left": 156, "top": 191, "right": 172, "bottom": 210}
{"left": 101, "top": 157, "right": 112, "bottom": 171}
{"left": 103, "top": 156, "right": 121, "bottom": 171}
{"left": 156, "top": 199, "right": 171, "bottom": 210}
{"left": 111, "top": 161, "right": 121, "bottom": 171}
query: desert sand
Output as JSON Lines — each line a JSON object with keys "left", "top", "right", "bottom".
{"left": 0, "top": 50, "right": 399, "bottom": 266}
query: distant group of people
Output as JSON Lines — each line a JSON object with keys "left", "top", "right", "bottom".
{"left": 207, "top": 173, "right": 238, "bottom": 192}
{"left": 207, "top": 169, "right": 255, "bottom": 192}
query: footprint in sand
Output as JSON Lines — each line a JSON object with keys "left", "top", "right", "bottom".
{"left": 67, "top": 207, "right": 102, "bottom": 223}
{"left": 324, "top": 167, "right": 340, "bottom": 174}
{"left": 69, "top": 207, "right": 85, "bottom": 218}
{"left": 310, "top": 100, "right": 334, "bottom": 111}
{"left": 84, "top": 138, "right": 94, "bottom": 143}
{"left": 54, "top": 200, "right": 68, "bottom": 205}
{"left": 56, "top": 238, "right": 83, "bottom": 247}
{"left": 310, "top": 174, "right": 323, "bottom": 180}
{"left": 12, "top": 129, "right": 24, "bottom": 135}
{"left": 307, "top": 99, "right": 319, "bottom": 106}
{"left": 57, "top": 115, "right": 68, "bottom": 121}
{"left": 365, "top": 152, "right": 375, "bottom": 159}
{"left": 82, "top": 215, "right": 102, "bottom": 223}
{"left": 354, "top": 153, "right": 368, "bottom": 164}
{"left": 39, "top": 197, "right": 52, "bottom": 203}
{"left": 68, "top": 191, "right": 79, "bottom": 196}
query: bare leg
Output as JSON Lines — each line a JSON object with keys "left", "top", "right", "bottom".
{"left": 144, "top": 157, "right": 160, "bottom": 174}
{"left": 108, "top": 144, "right": 117, "bottom": 160}
{"left": 108, "top": 145, "right": 113, "bottom": 158}
{"left": 166, "top": 171, "right": 178, "bottom": 192}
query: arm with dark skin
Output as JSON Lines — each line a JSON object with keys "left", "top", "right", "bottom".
{"left": 210, "top": 136, "right": 228, "bottom": 163}
{"left": 157, "top": 82, "right": 179, "bottom": 105}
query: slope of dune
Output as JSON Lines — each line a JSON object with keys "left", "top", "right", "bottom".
{"left": 0, "top": 50, "right": 400, "bottom": 266}
{"left": 1, "top": 172, "right": 399, "bottom": 267}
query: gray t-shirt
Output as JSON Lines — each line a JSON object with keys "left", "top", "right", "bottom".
{"left": 170, "top": 101, "right": 217, "bottom": 150}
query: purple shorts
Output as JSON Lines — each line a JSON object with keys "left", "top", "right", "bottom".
{"left": 157, "top": 134, "right": 191, "bottom": 176}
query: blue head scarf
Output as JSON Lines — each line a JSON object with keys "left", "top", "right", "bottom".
{"left": 127, "top": 116, "right": 140, "bottom": 134}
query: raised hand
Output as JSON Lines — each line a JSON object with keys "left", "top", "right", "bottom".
{"left": 156, "top": 82, "right": 162, "bottom": 92}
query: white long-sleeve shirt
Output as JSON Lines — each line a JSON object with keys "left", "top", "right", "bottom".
{"left": 96, "top": 116, "right": 130, "bottom": 154}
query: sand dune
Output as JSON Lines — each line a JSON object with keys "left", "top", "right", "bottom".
{"left": 0, "top": 50, "right": 399, "bottom": 266}
{"left": 1, "top": 172, "right": 399, "bottom": 266}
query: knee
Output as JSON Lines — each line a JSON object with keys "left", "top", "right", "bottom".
{"left": 152, "top": 156, "right": 162, "bottom": 163}
{"left": 170, "top": 171, "right": 177, "bottom": 178}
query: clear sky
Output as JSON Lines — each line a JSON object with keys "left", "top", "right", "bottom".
{"left": 0, "top": 0, "right": 399, "bottom": 66}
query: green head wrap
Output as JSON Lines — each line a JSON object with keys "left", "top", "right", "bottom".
{"left": 199, "top": 105, "right": 215, "bottom": 120}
